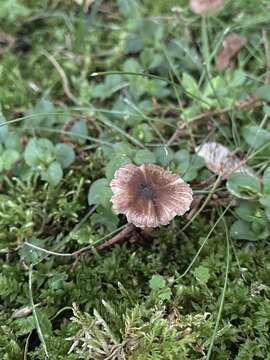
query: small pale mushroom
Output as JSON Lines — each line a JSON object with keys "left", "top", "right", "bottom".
{"left": 110, "top": 164, "right": 193, "bottom": 228}
{"left": 196, "top": 142, "right": 250, "bottom": 179}
{"left": 216, "top": 33, "right": 247, "bottom": 71}
{"left": 190, "top": 0, "right": 224, "bottom": 15}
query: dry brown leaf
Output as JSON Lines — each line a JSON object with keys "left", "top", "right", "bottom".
{"left": 216, "top": 33, "right": 247, "bottom": 71}
{"left": 190, "top": 0, "right": 224, "bottom": 15}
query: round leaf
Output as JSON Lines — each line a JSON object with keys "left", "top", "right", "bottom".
{"left": 105, "top": 155, "right": 131, "bottom": 180}
{"left": 4, "top": 132, "right": 22, "bottom": 151}
{"left": 230, "top": 220, "right": 257, "bottom": 241}
{"left": 69, "top": 119, "right": 88, "bottom": 144}
{"left": 149, "top": 275, "right": 166, "bottom": 291}
{"left": 42, "top": 161, "right": 63, "bottom": 186}
{"left": 259, "top": 195, "right": 270, "bottom": 208}
{"left": 0, "top": 112, "right": 9, "bottom": 143}
{"left": 227, "top": 173, "right": 261, "bottom": 199}
{"left": 133, "top": 149, "right": 156, "bottom": 165}
{"left": 154, "top": 146, "right": 174, "bottom": 167}
{"left": 263, "top": 166, "right": 270, "bottom": 194}
{"left": 88, "top": 178, "right": 112, "bottom": 207}
{"left": 55, "top": 143, "right": 75, "bottom": 169}
{"left": 193, "top": 265, "right": 210, "bottom": 284}
{"left": 1, "top": 149, "right": 20, "bottom": 170}
{"left": 235, "top": 201, "right": 261, "bottom": 222}
{"left": 24, "top": 138, "right": 55, "bottom": 168}
{"left": 174, "top": 149, "right": 190, "bottom": 173}
{"left": 242, "top": 125, "right": 270, "bottom": 149}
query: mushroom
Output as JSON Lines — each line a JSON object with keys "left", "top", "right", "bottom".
{"left": 110, "top": 163, "right": 193, "bottom": 228}
{"left": 196, "top": 142, "right": 251, "bottom": 179}
{"left": 216, "top": 33, "right": 247, "bottom": 71}
{"left": 190, "top": 0, "right": 224, "bottom": 15}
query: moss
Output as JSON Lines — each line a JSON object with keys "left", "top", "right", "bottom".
{"left": 1, "top": 0, "right": 270, "bottom": 359}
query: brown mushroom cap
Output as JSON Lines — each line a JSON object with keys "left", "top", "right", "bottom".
{"left": 190, "top": 0, "right": 224, "bottom": 15}
{"left": 110, "top": 163, "right": 193, "bottom": 228}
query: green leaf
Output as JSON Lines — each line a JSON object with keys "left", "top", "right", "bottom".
{"left": 92, "top": 75, "right": 124, "bottom": 100}
{"left": 263, "top": 104, "right": 270, "bottom": 116}
{"left": 242, "top": 125, "right": 270, "bottom": 149}
{"left": 182, "top": 73, "right": 200, "bottom": 99}
{"left": 174, "top": 149, "right": 199, "bottom": 181}
{"left": 1, "top": 149, "right": 20, "bottom": 170}
{"left": 4, "top": 132, "right": 21, "bottom": 151}
{"left": 14, "top": 316, "right": 36, "bottom": 337}
{"left": 227, "top": 173, "right": 261, "bottom": 199}
{"left": 88, "top": 178, "right": 112, "bottom": 207}
{"left": 55, "top": 143, "right": 75, "bottom": 169}
{"left": 124, "top": 36, "right": 143, "bottom": 54}
{"left": 193, "top": 265, "right": 210, "bottom": 284}
{"left": 0, "top": 0, "right": 31, "bottom": 21}
{"left": 134, "top": 149, "right": 156, "bottom": 165}
{"left": 91, "top": 206, "right": 119, "bottom": 232}
{"left": 174, "top": 149, "right": 190, "bottom": 173}
{"left": 264, "top": 206, "right": 270, "bottom": 221}
{"left": 132, "top": 123, "right": 154, "bottom": 143}
{"left": 24, "top": 138, "right": 55, "bottom": 168}
{"left": 263, "top": 166, "right": 270, "bottom": 194}
{"left": 154, "top": 146, "right": 174, "bottom": 167}
{"left": 259, "top": 195, "right": 270, "bottom": 208}
{"left": 235, "top": 201, "right": 261, "bottom": 222}
{"left": 230, "top": 220, "right": 257, "bottom": 241}
{"left": 35, "top": 309, "right": 53, "bottom": 339}
{"left": 255, "top": 85, "right": 270, "bottom": 101}
{"left": 69, "top": 119, "right": 88, "bottom": 144}
{"left": 47, "top": 272, "right": 68, "bottom": 290}
{"left": 251, "top": 218, "right": 269, "bottom": 239}
{"left": 230, "top": 69, "right": 246, "bottom": 87}
{"left": 0, "top": 110, "right": 9, "bottom": 143}
{"left": 117, "top": 0, "right": 140, "bottom": 17}
{"left": 19, "top": 239, "right": 45, "bottom": 264}
{"left": 70, "top": 224, "right": 97, "bottom": 245}
{"left": 42, "top": 161, "right": 63, "bottom": 186}
{"left": 191, "top": 154, "right": 205, "bottom": 170}
{"left": 25, "top": 96, "right": 57, "bottom": 127}
{"left": 105, "top": 155, "right": 131, "bottom": 180}
{"left": 149, "top": 275, "right": 166, "bottom": 291}
{"left": 112, "top": 142, "right": 135, "bottom": 159}
{"left": 182, "top": 167, "right": 197, "bottom": 182}
{"left": 158, "top": 287, "right": 172, "bottom": 301}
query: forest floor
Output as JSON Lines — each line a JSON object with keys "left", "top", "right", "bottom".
{"left": 1, "top": 0, "right": 270, "bottom": 359}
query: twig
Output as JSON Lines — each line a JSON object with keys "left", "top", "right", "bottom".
{"left": 167, "top": 94, "right": 261, "bottom": 145}
{"left": 166, "top": 122, "right": 186, "bottom": 146}
{"left": 43, "top": 51, "right": 80, "bottom": 106}
{"left": 23, "top": 332, "right": 32, "bottom": 360}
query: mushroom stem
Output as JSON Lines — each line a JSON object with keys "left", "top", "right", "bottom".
{"left": 96, "top": 224, "right": 135, "bottom": 252}
{"left": 69, "top": 224, "right": 136, "bottom": 272}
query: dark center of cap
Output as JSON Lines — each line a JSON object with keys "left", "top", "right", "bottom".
{"left": 140, "top": 183, "right": 155, "bottom": 200}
